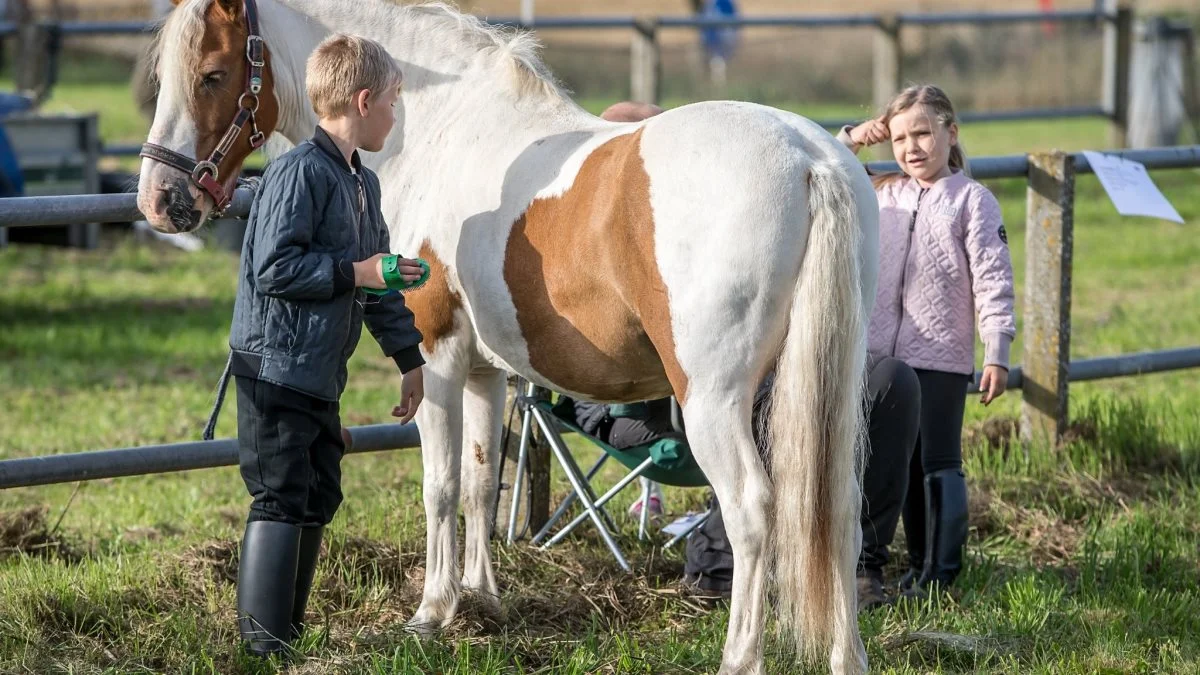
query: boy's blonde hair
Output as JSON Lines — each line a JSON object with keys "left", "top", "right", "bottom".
{"left": 872, "top": 84, "right": 970, "bottom": 188}
{"left": 306, "top": 34, "right": 403, "bottom": 118}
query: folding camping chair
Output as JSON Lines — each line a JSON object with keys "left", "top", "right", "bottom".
{"left": 502, "top": 379, "right": 712, "bottom": 572}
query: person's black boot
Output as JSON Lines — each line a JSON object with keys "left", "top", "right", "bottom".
{"left": 237, "top": 520, "right": 301, "bottom": 656}
{"left": 897, "top": 460, "right": 927, "bottom": 591}
{"left": 902, "top": 468, "right": 968, "bottom": 599}
{"left": 290, "top": 526, "right": 324, "bottom": 640}
{"left": 856, "top": 567, "right": 888, "bottom": 612}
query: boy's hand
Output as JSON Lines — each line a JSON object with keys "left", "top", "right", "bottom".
{"left": 392, "top": 366, "right": 424, "bottom": 424}
{"left": 353, "top": 255, "right": 427, "bottom": 289}
{"left": 979, "top": 365, "right": 1008, "bottom": 406}
{"left": 392, "top": 257, "right": 426, "bottom": 283}
{"left": 353, "top": 253, "right": 388, "bottom": 289}
{"left": 850, "top": 117, "right": 890, "bottom": 147}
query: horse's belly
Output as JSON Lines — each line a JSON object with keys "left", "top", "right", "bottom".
{"left": 505, "top": 277, "right": 670, "bottom": 403}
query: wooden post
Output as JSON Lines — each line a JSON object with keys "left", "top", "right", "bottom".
{"left": 15, "top": 22, "right": 49, "bottom": 98}
{"left": 630, "top": 19, "right": 661, "bottom": 105}
{"left": 872, "top": 16, "right": 902, "bottom": 158}
{"left": 1181, "top": 27, "right": 1200, "bottom": 138}
{"left": 527, "top": 425, "right": 551, "bottom": 534}
{"left": 1102, "top": 3, "right": 1134, "bottom": 147}
{"left": 1021, "top": 152, "right": 1075, "bottom": 444}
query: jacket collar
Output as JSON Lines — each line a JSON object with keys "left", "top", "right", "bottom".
{"left": 896, "top": 168, "right": 968, "bottom": 203}
{"left": 311, "top": 125, "right": 362, "bottom": 175}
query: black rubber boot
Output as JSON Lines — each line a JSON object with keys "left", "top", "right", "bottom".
{"left": 237, "top": 520, "right": 301, "bottom": 656}
{"left": 290, "top": 526, "right": 324, "bottom": 640}
{"left": 897, "top": 456, "right": 927, "bottom": 591}
{"left": 902, "top": 468, "right": 969, "bottom": 598}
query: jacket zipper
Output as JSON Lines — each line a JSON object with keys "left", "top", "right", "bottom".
{"left": 890, "top": 187, "right": 928, "bottom": 357}
{"left": 345, "top": 173, "right": 367, "bottom": 362}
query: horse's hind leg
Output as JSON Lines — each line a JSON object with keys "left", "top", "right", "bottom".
{"left": 683, "top": 391, "right": 771, "bottom": 675}
{"left": 406, "top": 349, "right": 468, "bottom": 636}
{"left": 459, "top": 366, "right": 506, "bottom": 610}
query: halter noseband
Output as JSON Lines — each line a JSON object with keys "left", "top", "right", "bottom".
{"left": 140, "top": 0, "right": 267, "bottom": 212}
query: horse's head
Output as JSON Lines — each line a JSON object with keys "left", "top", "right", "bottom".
{"left": 137, "top": 0, "right": 278, "bottom": 233}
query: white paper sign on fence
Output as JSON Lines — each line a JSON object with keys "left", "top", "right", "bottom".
{"left": 1081, "top": 150, "right": 1184, "bottom": 224}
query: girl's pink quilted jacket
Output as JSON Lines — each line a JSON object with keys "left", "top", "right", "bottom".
{"left": 838, "top": 129, "right": 1017, "bottom": 374}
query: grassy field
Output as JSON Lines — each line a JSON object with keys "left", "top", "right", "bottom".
{"left": 3, "top": 53, "right": 1200, "bottom": 675}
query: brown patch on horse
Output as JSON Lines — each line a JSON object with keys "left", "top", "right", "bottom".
{"left": 473, "top": 442, "right": 486, "bottom": 465}
{"left": 192, "top": 1, "right": 279, "bottom": 193}
{"left": 406, "top": 241, "right": 462, "bottom": 354}
{"left": 503, "top": 129, "right": 687, "bottom": 402}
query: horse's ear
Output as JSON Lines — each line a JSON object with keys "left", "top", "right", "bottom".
{"left": 212, "top": 0, "right": 243, "bottom": 22}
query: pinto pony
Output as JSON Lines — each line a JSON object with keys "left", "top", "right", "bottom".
{"left": 136, "top": 1, "right": 879, "bottom": 672}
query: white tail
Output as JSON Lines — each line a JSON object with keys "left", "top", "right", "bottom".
{"left": 766, "top": 161, "right": 868, "bottom": 669}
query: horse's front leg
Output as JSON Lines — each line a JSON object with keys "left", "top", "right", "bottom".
{"left": 406, "top": 350, "right": 468, "bottom": 636}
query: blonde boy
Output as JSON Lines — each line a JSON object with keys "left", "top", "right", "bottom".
{"left": 229, "top": 34, "right": 425, "bottom": 656}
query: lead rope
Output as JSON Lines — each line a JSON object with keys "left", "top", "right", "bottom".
{"left": 202, "top": 352, "right": 235, "bottom": 441}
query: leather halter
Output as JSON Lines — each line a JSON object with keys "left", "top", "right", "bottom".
{"left": 140, "top": 0, "right": 267, "bottom": 212}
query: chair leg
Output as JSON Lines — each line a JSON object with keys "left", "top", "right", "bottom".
{"left": 542, "top": 455, "right": 654, "bottom": 548}
{"left": 532, "top": 453, "right": 608, "bottom": 545}
{"left": 504, "top": 396, "right": 536, "bottom": 545}
{"left": 637, "top": 478, "right": 652, "bottom": 541}
{"left": 531, "top": 406, "right": 633, "bottom": 572}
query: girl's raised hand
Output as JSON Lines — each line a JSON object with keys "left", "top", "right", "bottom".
{"left": 850, "top": 117, "right": 890, "bottom": 147}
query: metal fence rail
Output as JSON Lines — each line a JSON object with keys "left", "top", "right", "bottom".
{"left": 966, "top": 347, "right": 1200, "bottom": 394}
{"left": 3, "top": 145, "right": 1196, "bottom": 229}
{"left": 1, "top": 348, "right": 1195, "bottom": 490}
{"left": 0, "top": 423, "right": 419, "bottom": 490}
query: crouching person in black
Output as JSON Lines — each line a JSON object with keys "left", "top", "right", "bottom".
{"left": 578, "top": 355, "right": 921, "bottom": 611}
{"left": 227, "top": 35, "right": 427, "bottom": 657}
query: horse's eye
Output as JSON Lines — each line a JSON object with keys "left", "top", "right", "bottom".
{"left": 202, "top": 70, "right": 225, "bottom": 86}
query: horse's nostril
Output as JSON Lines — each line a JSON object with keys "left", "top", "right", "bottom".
{"left": 149, "top": 188, "right": 171, "bottom": 216}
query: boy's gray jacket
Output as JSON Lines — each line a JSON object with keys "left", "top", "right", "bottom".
{"left": 228, "top": 128, "right": 424, "bottom": 401}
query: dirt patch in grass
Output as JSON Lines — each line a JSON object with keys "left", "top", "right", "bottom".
{"left": 179, "top": 539, "right": 240, "bottom": 585}
{"left": 0, "top": 506, "right": 86, "bottom": 564}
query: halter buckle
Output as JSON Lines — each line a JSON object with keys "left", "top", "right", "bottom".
{"left": 249, "top": 131, "right": 266, "bottom": 149}
{"left": 246, "top": 35, "right": 265, "bottom": 68}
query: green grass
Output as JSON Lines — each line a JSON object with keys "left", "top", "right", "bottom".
{"left": 2, "top": 55, "right": 1200, "bottom": 674}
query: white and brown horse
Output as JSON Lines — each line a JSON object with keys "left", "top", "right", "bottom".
{"left": 137, "top": 1, "right": 879, "bottom": 672}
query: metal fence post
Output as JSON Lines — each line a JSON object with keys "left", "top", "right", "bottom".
{"left": 1022, "top": 151, "right": 1075, "bottom": 444}
{"left": 67, "top": 113, "right": 102, "bottom": 250}
{"left": 630, "top": 19, "right": 661, "bottom": 105}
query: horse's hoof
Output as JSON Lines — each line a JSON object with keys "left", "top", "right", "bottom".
{"left": 404, "top": 615, "right": 442, "bottom": 639}
{"left": 717, "top": 662, "right": 764, "bottom": 675}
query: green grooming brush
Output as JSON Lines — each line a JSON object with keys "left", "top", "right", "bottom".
{"left": 363, "top": 255, "right": 430, "bottom": 296}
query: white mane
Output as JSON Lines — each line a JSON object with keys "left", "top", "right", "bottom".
{"left": 152, "top": 0, "right": 566, "bottom": 115}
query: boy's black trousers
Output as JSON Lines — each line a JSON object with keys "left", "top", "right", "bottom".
{"left": 235, "top": 376, "right": 345, "bottom": 527}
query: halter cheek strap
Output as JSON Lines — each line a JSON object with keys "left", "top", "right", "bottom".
{"left": 139, "top": 0, "right": 266, "bottom": 213}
